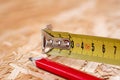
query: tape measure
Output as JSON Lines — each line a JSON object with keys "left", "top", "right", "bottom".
{"left": 42, "top": 27, "right": 120, "bottom": 66}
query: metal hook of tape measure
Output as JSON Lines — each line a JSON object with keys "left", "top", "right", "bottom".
{"left": 42, "top": 25, "right": 71, "bottom": 53}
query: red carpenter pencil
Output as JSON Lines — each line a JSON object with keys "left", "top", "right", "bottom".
{"left": 29, "top": 57, "right": 103, "bottom": 80}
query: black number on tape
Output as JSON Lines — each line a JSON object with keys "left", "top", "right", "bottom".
{"left": 92, "top": 43, "right": 95, "bottom": 52}
{"left": 113, "top": 46, "right": 117, "bottom": 55}
{"left": 102, "top": 44, "right": 105, "bottom": 53}
{"left": 81, "top": 42, "right": 84, "bottom": 49}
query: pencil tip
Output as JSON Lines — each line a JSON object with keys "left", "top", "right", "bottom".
{"left": 29, "top": 57, "right": 33, "bottom": 61}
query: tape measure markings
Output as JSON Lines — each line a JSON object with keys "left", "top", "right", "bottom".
{"left": 46, "top": 29, "right": 119, "bottom": 58}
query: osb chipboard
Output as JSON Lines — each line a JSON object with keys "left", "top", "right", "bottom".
{"left": 0, "top": 0, "right": 120, "bottom": 80}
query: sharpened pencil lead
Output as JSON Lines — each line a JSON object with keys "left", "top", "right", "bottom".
{"left": 29, "top": 57, "right": 33, "bottom": 61}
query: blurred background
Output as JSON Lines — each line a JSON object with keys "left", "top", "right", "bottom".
{"left": 0, "top": 0, "right": 120, "bottom": 80}
{"left": 0, "top": 0, "right": 120, "bottom": 37}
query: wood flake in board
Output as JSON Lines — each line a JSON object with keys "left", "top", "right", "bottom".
{"left": 84, "top": 62, "right": 99, "bottom": 73}
{"left": 109, "top": 76, "right": 120, "bottom": 80}
{"left": 7, "top": 68, "right": 20, "bottom": 80}
{"left": 2, "top": 41, "right": 13, "bottom": 47}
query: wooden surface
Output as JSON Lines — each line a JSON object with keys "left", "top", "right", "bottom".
{"left": 0, "top": 0, "right": 120, "bottom": 80}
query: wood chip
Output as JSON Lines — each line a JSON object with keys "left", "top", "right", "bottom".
{"left": 7, "top": 68, "right": 20, "bottom": 80}
{"left": 84, "top": 62, "right": 99, "bottom": 73}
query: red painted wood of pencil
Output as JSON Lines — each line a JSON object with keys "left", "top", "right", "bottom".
{"left": 29, "top": 57, "right": 103, "bottom": 80}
